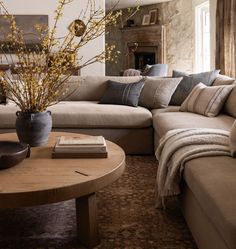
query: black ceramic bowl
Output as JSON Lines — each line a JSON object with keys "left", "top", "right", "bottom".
{"left": 0, "top": 141, "right": 30, "bottom": 169}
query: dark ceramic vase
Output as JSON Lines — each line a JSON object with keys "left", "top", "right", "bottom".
{"left": 15, "top": 111, "right": 52, "bottom": 147}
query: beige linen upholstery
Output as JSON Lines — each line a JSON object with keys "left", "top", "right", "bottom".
{"left": 181, "top": 185, "right": 229, "bottom": 249}
{"left": 0, "top": 127, "right": 153, "bottom": 155}
{"left": 151, "top": 106, "right": 180, "bottom": 116}
{"left": 184, "top": 156, "right": 236, "bottom": 249}
{"left": 0, "top": 101, "right": 152, "bottom": 129}
{"left": 139, "top": 77, "right": 182, "bottom": 109}
{"left": 180, "top": 83, "right": 234, "bottom": 117}
{"left": 153, "top": 112, "right": 235, "bottom": 139}
{"left": 230, "top": 121, "right": 236, "bottom": 157}
{"left": 151, "top": 83, "right": 236, "bottom": 249}
{"left": 212, "top": 75, "right": 236, "bottom": 118}
{"left": 64, "top": 76, "right": 142, "bottom": 101}
{"left": 213, "top": 74, "right": 235, "bottom": 86}
{"left": 49, "top": 101, "right": 152, "bottom": 128}
{"left": 53, "top": 127, "right": 154, "bottom": 154}
{"left": 224, "top": 86, "right": 236, "bottom": 118}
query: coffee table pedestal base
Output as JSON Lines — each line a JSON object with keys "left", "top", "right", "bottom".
{"left": 76, "top": 193, "right": 100, "bottom": 248}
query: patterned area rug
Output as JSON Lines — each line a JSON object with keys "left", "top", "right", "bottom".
{"left": 0, "top": 156, "right": 197, "bottom": 249}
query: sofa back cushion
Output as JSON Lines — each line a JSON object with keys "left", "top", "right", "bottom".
{"left": 63, "top": 76, "right": 142, "bottom": 101}
{"left": 213, "top": 74, "right": 235, "bottom": 86}
{"left": 99, "top": 79, "right": 145, "bottom": 107}
{"left": 212, "top": 74, "right": 236, "bottom": 118}
{"left": 139, "top": 77, "right": 182, "bottom": 109}
{"left": 170, "top": 70, "right": 220, "bottom": 106}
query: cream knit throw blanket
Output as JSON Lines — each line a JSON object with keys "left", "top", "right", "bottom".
{"left": 155, "top": 128, "right": 231, "bottom": 208}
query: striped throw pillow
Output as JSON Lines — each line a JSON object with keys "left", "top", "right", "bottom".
{"left": 99, "top": 79, "right": 145, "bottom": 107}
{"left": 180, "top": 83, "right": 234, "bottom": 117}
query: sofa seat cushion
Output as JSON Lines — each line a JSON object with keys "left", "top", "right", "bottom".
{"left": 151, "top": 106, "right": 180, "bottom": 116}
{"left": 0, "top": 101, "right": 152, "bottom": 129}
{"left": 184, "top": 156, "right": 236, "bottom": 249}
{"left": 153, "top": 111, "right": 235, "bottom": 138}
{"left": 49, "top": 101, "right": 152, "bottom": 128}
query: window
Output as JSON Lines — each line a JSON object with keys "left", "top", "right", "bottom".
{"left": 195, "top": 1, "right": 210, "bottom": 72}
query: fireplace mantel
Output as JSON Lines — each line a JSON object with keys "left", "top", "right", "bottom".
{"left": 121, "top": 25, "right": 166, "bottom": 69}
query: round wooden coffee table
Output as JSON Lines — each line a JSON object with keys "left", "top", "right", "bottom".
{"left": 0, "top": 132, "right": 125, "bottom": 248}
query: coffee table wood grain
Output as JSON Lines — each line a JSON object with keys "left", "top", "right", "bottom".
{"left": 0, "top": 132, "right": 126, "bottom": 248}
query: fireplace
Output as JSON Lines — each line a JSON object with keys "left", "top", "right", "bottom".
{"left": 126, "top": 43, "right": 160, "bottom": 70}
{"left": 134, "top": 52, "right": 156, "bottom": 70}
{"left": 121, "top": 25, "right": 166, "bottom": 70}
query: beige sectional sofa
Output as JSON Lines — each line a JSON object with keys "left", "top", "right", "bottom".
{"left": 0, "top": 76, "right": 154, "bottom": 154}
{"left": 0, "top": 74, "right": 236, "bottom": 249}
{"left": 153, "top": 75, "right": 236, "bottom": 249}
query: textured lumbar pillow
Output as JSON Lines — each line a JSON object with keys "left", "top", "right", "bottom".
{"left": 139, "top": 77, "right": 182, "bottom": 109}
{"left": 170, "top": 69, "right": 220, "bottom": 106}
{"left": 99, "top": 79, "right": 145, "bottom": 107}
{"left": 180, "top": 83, "right": 234, "bottom": 117}
{"left": 230, "top": 121, "right": 236, "bottom": 157}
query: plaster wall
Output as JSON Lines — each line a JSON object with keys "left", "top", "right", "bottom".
{"left": 1, "top": 0, "right": 105, "bottom": 76}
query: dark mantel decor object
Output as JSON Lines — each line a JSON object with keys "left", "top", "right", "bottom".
{"left": 121, "top": 25, "right": 166, "bottom": 70}
{"left": 0, "top": 141, "right": 30, "bottom": 169}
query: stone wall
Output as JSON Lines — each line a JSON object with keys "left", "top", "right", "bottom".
{"left": 106, "top": 0, "right": 207, "bottom": 76}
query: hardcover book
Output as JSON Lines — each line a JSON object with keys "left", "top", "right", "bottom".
{"left": 52, "top": 136, "right": 108, "bottom": 158}
{"left": 58, "top": 136, "right": 105, "bottom": 146}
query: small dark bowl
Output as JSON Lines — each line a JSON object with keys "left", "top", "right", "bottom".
{"left": 0, "top": 141, "right": 30, "bottom": 169}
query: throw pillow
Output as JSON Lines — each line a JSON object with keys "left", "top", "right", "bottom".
{"left": 170, "top": 69, "right": 220, "bottom": 106}
{"left": 213, "top": 74, "right": 235, "bottom": 86}
{"left": 180, "top": 83, "right": 234, "bottom": 117}
{"left": 139, "top": 77, "right": 182, "bottom": 109}
{"left": 99, "top": 79, "right": 145, "bottom": 107}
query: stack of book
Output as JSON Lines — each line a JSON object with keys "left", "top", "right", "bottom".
{"left": 52, "top": 135, "right": 108, "bottom": 158}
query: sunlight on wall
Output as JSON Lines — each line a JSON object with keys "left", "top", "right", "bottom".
{"left": 195, "top": 1, "right": 210, "bottom": 72}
